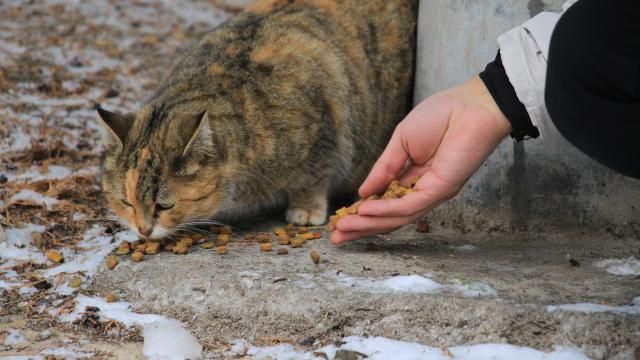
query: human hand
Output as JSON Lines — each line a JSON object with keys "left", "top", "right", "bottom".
{"left": 330, "top": 76, "right": 512, "bottom": 244}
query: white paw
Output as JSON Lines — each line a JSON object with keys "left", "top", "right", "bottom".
{"left": 286, "top": 208, "right": 310, "bottom": 225}
{"left": 286, "top": 207, "right": 327, "bottom": 225}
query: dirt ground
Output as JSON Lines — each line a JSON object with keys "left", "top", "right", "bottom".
{"left": 1, "top": 1, "right": 639, "bottom": 359}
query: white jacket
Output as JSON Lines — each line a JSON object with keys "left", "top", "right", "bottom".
{"left": 498, "top": 0, "right": 579, "bottom": 138}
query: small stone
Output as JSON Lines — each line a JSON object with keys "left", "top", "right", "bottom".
{"left": 310, "top": 250, "right": 320, "bottom": 264}
{"left": 105, "top": 255, "right": 118, "bottom": 270}
{"left": 569, "top": 258, "right": 581, "bottom": 267}
{"left": 0, "top": 174, "right": 7, "bottom": 184}
{"left": 277, "top": 248, "right": 288, "bottom": 255}
{"left": 46, "top": 250, "right": 64, "bottom": 263}
{"left": 69, "top": 276, "right": 82, "bottom": 288}
{"left": 131, "top": 251, "right": 144, "bottom": 261}
{"left": 416, "top": 220, "right": 430, "bottom": 233}
{"left": 37, "top": 329, "right": 52, "bottom": 341}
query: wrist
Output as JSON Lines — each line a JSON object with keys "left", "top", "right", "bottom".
{"left": 460, "top": 76, "right": 512, "bottom": 138}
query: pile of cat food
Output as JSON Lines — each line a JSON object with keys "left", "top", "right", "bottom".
{"left": 329, "top": 179, "right": 416, "bottom": 230}
{"left": 106, "top": 224, "right": 324, "bottom": 269}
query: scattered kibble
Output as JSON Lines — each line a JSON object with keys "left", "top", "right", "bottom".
{"left": 201, "top": 241, "right": 214, "bottom": 249}
{"left": 277, "top": 233, "right": 290, "bottom": 245}
{"left": 146, "top": 241, "right": 160, "bottom": 255}
{"left": 310, "top": 250, "right": 320, "bottom": 264}
{"left": 132, "top": 251, "right": 144, "bottom": 261}
{"left": 173, "top": 246, "right": 189, "bottom": 255}
{"left": 106, "top": 255, "right": 118, "bottom": 270}
{"left": 105, "top": 292, "right": 117, "bottom": 303}
{"left": 179, "top": 237, "right": 194, "bottom": 247}
{"left": 216, "top": 233, "right": 230, "bottom": 246}
{"left": 216, "top": 245, "right": 227, "bottom": 255}
{"left": 274, "top": 227, "right": 286, "bottom": 236}
{"left": 46, "top": 250, "right": 64, "bottom": 264}
{"left": 69, "top": 276, "right": 82, "bottom": 288}
{"left": 255, "top": 233, "right": 270, "bottom": 243}
{"left": 277, "top": 247, "right": 288, "bottom": 255}
{"left": 260, "top": 243, "right": 272, "bottom": 252}
{"left": 290, "top": 239, "right": 304, "bottom": 248}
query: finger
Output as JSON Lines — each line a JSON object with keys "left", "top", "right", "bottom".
{"left": 358, "top": 128, "right": 409, "bottom": 198}
{"left": 335, "top": 212, "right": 423, "bottom": 233}
{"left": 330, "top": 229, "right": 390, "bottom": 245}
{"left": 357, "top": 172, "right": 456, "bottom": 217}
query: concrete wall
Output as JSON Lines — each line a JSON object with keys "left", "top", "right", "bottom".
{"left": 415, "top": 0, "right": 640, "bottom": 234}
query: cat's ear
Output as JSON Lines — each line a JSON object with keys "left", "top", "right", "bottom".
{"left": 96, "top": 106, "right": 132, "bottom": 148}
{"left": 181, "top": 111, "right": 213, "bottom": 157}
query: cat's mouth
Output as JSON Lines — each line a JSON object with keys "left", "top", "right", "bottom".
{"left": 148, "top": 225, "right": 170, "bottom": 240}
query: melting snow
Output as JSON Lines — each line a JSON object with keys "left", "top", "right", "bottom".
{"left": 593, "top": 257, "right": 640, "bottom": 276}
{"left": 292, "top": 272, "right": 497, "bottom": 297}
{"left": 547, "top": 296, "right": 640, "bottom": 315}
{"left": 229, "top": 336, "right": 589, "bottom": 360}
{"left": 9, "top": 189, "right": 59, "bottom": 209}
{"left": 0, "top": 223, "right": 47, "bottom": 262}
{"left": 59, "top": 295, "right": 202, "bottom": 360}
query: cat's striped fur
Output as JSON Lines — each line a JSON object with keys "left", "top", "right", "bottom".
{"left": 98, "top": 0, "right": 417, "bottom": 239}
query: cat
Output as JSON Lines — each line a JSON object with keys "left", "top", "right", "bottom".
{"left": 97, "top": 0, "right": 417, "bottom": 239}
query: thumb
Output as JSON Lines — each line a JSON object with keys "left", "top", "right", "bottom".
{"left": 358, "top": 126, "right": 409, "bottom": 198}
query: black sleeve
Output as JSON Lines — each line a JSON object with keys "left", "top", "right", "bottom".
{"left": 479, "top": 52, "right": 539, "bottom": 142}
{"left": 545, "top": 0, "right": 640, "bottom": 178}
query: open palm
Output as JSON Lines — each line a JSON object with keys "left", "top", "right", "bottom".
{"left": 331, "top": 76, "right": 512, "bottom": 244}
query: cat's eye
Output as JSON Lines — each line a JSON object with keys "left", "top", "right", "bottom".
{"left": 155, "top": 203, "right": 174, "bottom": 212}
{"left": 121, "top": 199, "right": 133, "bottom": 207}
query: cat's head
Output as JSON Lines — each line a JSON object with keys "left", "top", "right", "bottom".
{"left": 97, "top": 105, "right": 228, "bottom": 239}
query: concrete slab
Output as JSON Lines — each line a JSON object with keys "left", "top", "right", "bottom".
{"left": 92, "top": 221, "right": 640, "bottom": 359}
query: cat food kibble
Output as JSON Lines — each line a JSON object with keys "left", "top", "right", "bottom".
{"left": 216, "top": 233, "right": 230, "bottom": 246}
{"left": 260, "top": 243, "right": 272, "bottom": 252}
{"left": 46, "top": 250, "right": 64, "bottom": 263}
{"left": 220, "top": 225, "right": 232, "bottom": 234}
{"left": 310, "top": 250, "right": 320, "bottom": 264}
{"left": 132, "top": 251, "right": 144, "bottom": 262}
{"left": 329, "top": 180, "right": 416, "bottom": 230}
{"left": 116, "top": 241, "right": 131, "bottom": 255}
{"left": 105, "top": 292, "right": 117, "bottom": 303}
{"left": 277, "top": 248, "right": 288, "bottom": 255}
{"left": 297, "top": 226, "right": 310, "bottom": 234}
{"left": 69, "top": 276, "right": 82, "bottom": 288}
{"left": 179, "top": 237, "right": 194, "bottom": 247}
{"left": 274, "top": 227, "right": 286, "bottom": 236}
{"left": 145, "top": 241, "right": 160, "bottom": 255}
{"left": 216, "top": 246, "right": 227, "bottom": 255}
{"left": 201, "top": 242, "right": 214, "bottom": 249}
{"left": 255, "top": 233, "right": 270, "bottom": 243}
{"left": 277, "top": 233, "right": 290, "bottom": 245}
{"left": 106, "top": 255, "right": 118, "bottom": 270}
{"left": 244, "top": 233, "right": 255, "bottom": 240}
{"left": 173, "top": 246, "right": 189, "bottom": 255}
{"left": 290, "top": 239, "right": 304, "bottom": 248}
{"left": 134, "top": 242, "right": 147, "bottom": 252}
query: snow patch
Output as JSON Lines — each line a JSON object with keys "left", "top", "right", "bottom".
{"left": 9, "top": 189, "right": 59, "bottom": 209}
{"left": 0, "top": 223, "right": 47, "bottom": 262}
{"left": 292, "top": 272, "right": 496, "bottom": 297}
{"left": 60, "top": 295, "right": 202, "bottom": 360}
{"left": 594, "top": 257, "right": 640, "bottom": 276}
{"left": 3, "top": 329, "right": 28, "bottom": 347}
{"left": 44, "top": 225, "right": 118, "bottom": 278}
{"left": 547, "top": 296, "right": 640, "bottom": 315}
{"left": 228, "top": 336, "right": 589, "bottom": 360}
{"left": 5, "top": 165, "right": 72, "bottom": 182}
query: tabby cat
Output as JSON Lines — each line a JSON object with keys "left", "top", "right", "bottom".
{"left": 98, "top": 0, "right": 417, "bottom": 239}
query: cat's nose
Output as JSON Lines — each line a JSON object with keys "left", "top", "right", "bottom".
{"left": 139, "top": 227, "right": 152, "bottom": 237}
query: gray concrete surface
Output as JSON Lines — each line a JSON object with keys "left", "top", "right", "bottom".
{"left": 414, "top": 0, "right": 640, "bottom": 234}
{"left": 92, "top": 222, "right": 640, "bottom": 359}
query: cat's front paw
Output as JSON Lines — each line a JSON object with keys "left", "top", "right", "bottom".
{"left": 286, "top": 207, "right": 326, "bottom": 226}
